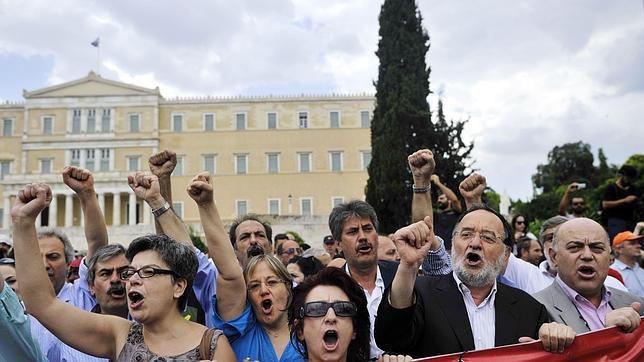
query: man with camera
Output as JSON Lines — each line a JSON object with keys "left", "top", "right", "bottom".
{"left": 559, "top": 182, "right": 586, "bottom": 218}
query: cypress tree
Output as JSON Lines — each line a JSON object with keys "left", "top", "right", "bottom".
{"left": 366, "top": 0, "right": 434, "bottom": 233}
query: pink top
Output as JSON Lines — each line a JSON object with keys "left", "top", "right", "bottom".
{"left": 555, "top": 276, "right": 613, "bottom": 332}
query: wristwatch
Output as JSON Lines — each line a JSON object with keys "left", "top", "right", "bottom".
{"left": 152, "top": 201, "right": 172, "bottom": 218}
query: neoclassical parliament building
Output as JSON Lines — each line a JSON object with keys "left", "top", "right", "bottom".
{"left": 0, "top": 72, "right": 374, "bottom": 248}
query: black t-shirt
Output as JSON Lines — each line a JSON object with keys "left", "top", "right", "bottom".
{"left": 434, "top": 209, "right": 460, "bottom": 250}
{"left": 602, "top": 183, "right": 639, "bottom": 222}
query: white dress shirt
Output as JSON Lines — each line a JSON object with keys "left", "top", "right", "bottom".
{"left": 453, "top": 273, "right": 497, "bottom": 350}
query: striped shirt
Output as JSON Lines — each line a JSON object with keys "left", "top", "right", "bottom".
{"left": 453, "top": 273, "right": 497, "bottom": 350}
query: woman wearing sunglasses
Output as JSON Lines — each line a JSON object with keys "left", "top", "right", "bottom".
{"left": 289, "top": 267, "right": 371, "bottom": 361}
{"left": 11, "top": 183, "right": 235, "bottom": 361}
{"left": 511, "top": 214, "right": 537, "bottom": 241}
{"left": 187, "top": 172, "right": 304, "bottom": 361}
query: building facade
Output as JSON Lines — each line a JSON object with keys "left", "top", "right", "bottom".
{"left": 0, "top": 72, "right": 373, "bottom": 249}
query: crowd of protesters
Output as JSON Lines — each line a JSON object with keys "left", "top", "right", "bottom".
{"left": 0, "top": 148, "right": 642, "bottom": 362}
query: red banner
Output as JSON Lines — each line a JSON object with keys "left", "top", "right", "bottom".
{"left": 414, "top": 317, "right": 644, "bottom": 362}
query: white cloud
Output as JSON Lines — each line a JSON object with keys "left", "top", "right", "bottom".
{"left": 0, "top": 0, "right": 642, "bottom": 202}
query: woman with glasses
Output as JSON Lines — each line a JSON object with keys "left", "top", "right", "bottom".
{"left": 11, "top": 183, "right": 235, "bottom": 361}
{"left": 187, "top": 172, "right": 304, "bottom": 361}
{"left": 289, "top": 267, "right": 371, "bottom": 361}
{"left": 511, "top": 214, "right": 537, "bottom": 242}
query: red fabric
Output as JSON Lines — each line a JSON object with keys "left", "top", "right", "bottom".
{"left": 413, "top": 317, "right": 644, "bottom": 362}
{"left": 608, "top": 267, "right": 625, "bottom": 285}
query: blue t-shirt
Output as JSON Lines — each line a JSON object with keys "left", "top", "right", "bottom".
{"left": 212, "top": 296, "right": 304, "bottom": 362}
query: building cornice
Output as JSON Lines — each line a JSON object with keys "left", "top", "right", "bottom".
{"left": 22, "top": 138, "right": 159, "bottom": 150}
{"left": 161, "top": 93, "right": 375, "bottom": 105}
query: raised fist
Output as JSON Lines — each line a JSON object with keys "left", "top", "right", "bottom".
{"left": 148, "top": 150, "right": 177, "bottom": 178}
{"left": 408, "top": 149, "right": 435, "bottom": 185}
{"left": 11, "top": 183, "right": 52, "bottom": 222}
{"left": 187, "top": 172, "right": 214, "bottom": 206}
{"left": 127, "top": 172, "right": 162, "bottom": 205}
{"left": 62, "top": 166, "right": 94, "bottom": 196}
{"left": 459, "top": 173, "right": 486, "bottom": 201}
{"left": 393, "top": 216, "right": 435, "bottom": 267}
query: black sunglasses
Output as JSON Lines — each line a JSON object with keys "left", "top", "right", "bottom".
{"left": 282, "top": 247, "right": 302, "bottom": 255}
{"left": 299, "top": 301, "right": 357, "bottom": 318}
{"left": 515, "top": 220, "right": 525, "bottom": 225}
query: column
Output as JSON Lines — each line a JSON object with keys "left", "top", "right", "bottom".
{"left": 3, "top": 196, "right": 10, "bottom": 229}
{"left": 98, "top": 192, "right": 105, "bottom": 215}
{"left": 112, "top": 193, "right": 121, "bottom": 226}
{"left": 143, "top": 202, "right": 151, "bottom": 225}
{"left": 65, "top": 194, "right": 73, "bottom": 227}
{"left": 128, "top": 193, "right": 136, "bottom": 225}
{"left": 49, "top": 195, "right": 58, "bottom": 227}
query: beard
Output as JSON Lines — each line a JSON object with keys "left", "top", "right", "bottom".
{"left": 451, "top": 248, "right": 507, "bottom": 288}
{"left": 437, "top": 202, "right": 448, "bottom": 210}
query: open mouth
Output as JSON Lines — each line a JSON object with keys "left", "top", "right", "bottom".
{"left": 356, "top": 242, "right": 372, "bottom": 254}
{"left": 261, "top": 299, "right": 273, "bottom": 314}
{"left": 109, "top": 286, "right": 126, "bottom": 298}
{"left": 128, "top": 291, "right": 144, "bottom": 308}
{"left": 465, "top": 252, "right": 482, "bottom": 266}
{"left": 577, "top": 265, "right": 596, "bottom": 279}
{"left": 323, "top": 330, "right": 339, "bottom": 350}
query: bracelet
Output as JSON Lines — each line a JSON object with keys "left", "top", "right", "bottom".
{"left": 412, "top": 184, "right": 431, "bottom": 193}
{"left": 152, "top": 201, "right": 171, "bottom": 218}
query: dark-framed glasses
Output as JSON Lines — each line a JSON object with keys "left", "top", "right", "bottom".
{"left": 299, "top": 301, "right": 357, "bottom": 318}
{"left": 119, "top": 266, "right": 179, "bottom": 281}
{"left": 282, "top": 247, "right": 302, "bottom": 255}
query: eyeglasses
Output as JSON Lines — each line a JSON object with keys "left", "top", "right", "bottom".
{"left": 454, "top": 229, "right": 502, "bottom": 244}
{"left": 515, "top": 220, "right": 525, "bottom": 225}
{"left": 281, "top": 247, "right": 302, "bottom": 255}
{"left": 298, "top": 301, "right": 357, "bottom": 318}
{"left": 120, "top": 266, "right": 179, "bottom": 281}
{"left": 247, "top": 278, "right": 285, "bottom": 293}
{"left": 542, "top": 233, "right": 554, "bottom": 243}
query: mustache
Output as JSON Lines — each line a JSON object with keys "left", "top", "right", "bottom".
{"left": 107, "top": 283, "right": 125, "bottom": 295}
{"left": 247, "top": 244, "right": 265, "bottom": 258}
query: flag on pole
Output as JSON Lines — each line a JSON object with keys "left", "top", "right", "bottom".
{"left": 91, "top": 37, "right": 100, "bottom": 47}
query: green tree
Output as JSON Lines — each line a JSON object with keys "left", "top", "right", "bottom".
{"left": 188, "top": 225, "right": 208, "bottom": 254}
{"left": 532, "top": 141, "right": 598, "bottom": 193}
{"left": 430, "top": 99, "right": 474, "bottom": 205}
{"left": 366, "top": 0, "right": 434, "bottom": 233}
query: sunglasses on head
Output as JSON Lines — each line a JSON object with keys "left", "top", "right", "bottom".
{"left": 298, "top": 301, "right": 357, "bottom": 318}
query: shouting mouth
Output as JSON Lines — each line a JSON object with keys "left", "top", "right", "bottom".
{"left": 465, "top": 252, "right": 483, "bottom": 267}
{"left": 577, "top": 265, "right": 597, "bottom": 279}
{"left": 323, "top": 330, "right": 339, "bottom": 351}
{"left": 356, "top": 242, "right": 372, "bottom": 255}
{"left": 260, "top": 299, "right": 273, "bottom": 314}
{"left": 128, "top": 291, "right": 144, "bottom": 309}
{"left": 108, "top": 285, "right": 126, "bottom": 299}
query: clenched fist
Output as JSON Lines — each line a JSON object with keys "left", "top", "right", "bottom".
{"left": 459, "top": 173, "right": 486, "bottom": 202}
{"left": 62, "top": 166, "right": 95, "bottom": 196}
{"left": 11, "top": 183, "right": 52, "bottom": 222}
{"left": 408, "top": 149, "right": 435, "bottom": 186}
{"left": 148, "top": 150, "right": 177, "bottom": 178}
{"left": 187, "top": 172, "right": 214, "bottom": 206}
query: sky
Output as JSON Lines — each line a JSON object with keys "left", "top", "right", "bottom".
{"left": 1, "top": 0, "right": 642, "bottom": 201}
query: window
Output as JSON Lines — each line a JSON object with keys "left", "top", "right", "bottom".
{"left": 236, "top": 200, "right": 248, "bottom": 216}
{"left": 172, "top": 114, "right": 183, "bottom": 132}
{"left": 235, "top": 154, "right": 247, "bottom": 174}
{"left": 2, "top": 119, "right": 13, "bottom": 137}
{"left": 99, "top": 149, "right": 110, "bottom": 171}
{"left": 129, "top": 114, "right": 140, "bottom": 132}
{"left": 298, "top": 152, "right": 311, "bottom": 173}
{"left": 329, "top": 111, "right": 340, "bottom": 128}
{"left": 40, "top": 159, "right": 52, "bottom": 174}
{"left": 203, "top": 154, "right": 216, "bottom": 174}
{"left": 43, "top": 116, "right": 53, "bottom": 135}
{"left": 0, "top": 161, "right": 11, "bottom": 180}
{"left": 101, "top": 109, "right": 111, "bottom": 132}
{"left": 71, "top": 109, "right": 81, "bottom": 133}
{"left": 236, "top": 113, "right": 246, "bottom": 130}
{"left": 361, "top": 151, "right": 372, "bottom": 170}
{"left": 268, "top": 199, "right": 280, "bottom": 215}
{"left": 329, "top": 151, "right": 343, "bottom": 171}
{"left": 127, "top": 156, "right": 140, "bottom": 172}
{"left": 266, "top": 153, "right": 279, "bottom": 174}
{"left": 300, "top": 198, "right": 313, "bottom": 216}
{"left": 87, "top": 109, "right": 96, "bottom": 133}
{"left": 172, "top": 202, "right": 184, "bottom": 219}
{"left": 70, "top": 150, "right": 81, "bottom": 167}
{"left": 360, "top": 110, "right": 371, "bottom": 128}
{"left": 86, "top": 149, "right": 95, "bottom": 171}
{"left": 172, "top": 155, "right": 184, "bottom": 176}
{"left": 203, "top": 113, "right": 215, "bottom": 131}
{"left": 331, "top": 197, "right": 344, "bottom": 208}
{"left": 298, "top": 112, "right": 308, "bottom": 129}
{"left": 267, "top": 112, "right": 277, "bottom": 129}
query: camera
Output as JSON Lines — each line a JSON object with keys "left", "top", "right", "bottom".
{"left": 576, "top": 183, "right": 586, "bottom": 190}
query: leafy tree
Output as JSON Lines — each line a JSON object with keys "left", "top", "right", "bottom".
{"left": 188, "top": 225, "right": 208, "bottom": 253}
{"left": 532, "top": 141, "right": 597, "bottom": 193}
{"left": 367, "top": 0, "right": 474, "bottom": 233}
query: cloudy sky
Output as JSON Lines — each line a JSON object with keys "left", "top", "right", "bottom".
{"left": 1, "top": 0, "right": 642, "bottom": 201}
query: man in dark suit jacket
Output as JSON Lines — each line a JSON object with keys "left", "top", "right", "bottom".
{"left": 533, "top": 217, "right": 643, "bottom": 334}
{"left": 375, "top": 204, "right": 576, "bottom": 358}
